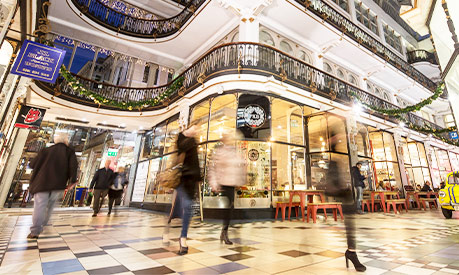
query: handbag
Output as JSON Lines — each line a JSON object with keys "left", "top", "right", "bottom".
{"left": 158, "top": 152, "right": 185, "bottom": 189}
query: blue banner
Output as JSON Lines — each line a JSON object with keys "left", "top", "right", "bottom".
{"left": 11, "top": 40, "right": 65, "bottom": 84}
{"left": 449, "top": 131, "right": 459, "bottom": 140}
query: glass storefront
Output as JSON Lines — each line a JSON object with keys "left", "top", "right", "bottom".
{"left": 401, "top": 138, "right": 431, "bottom": 189}
{"left": 368, "top": 129, "right": 402, "bottom": 191}
{"left": 431, "top": 147, "right": 453, "bottom": 187}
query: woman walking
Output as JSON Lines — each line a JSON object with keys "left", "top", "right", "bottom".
{"left": 108, "top": 166, "right": 128, "bottom": 216}
{"left": 208, "top": 131, "right": 245, "bottom": 245}
{"left": 169, "top": 124, "right": 200, "bottom": 255}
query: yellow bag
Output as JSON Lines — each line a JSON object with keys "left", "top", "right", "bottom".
{"left": 157, "top": 153, "right": 185, "bottom": 189}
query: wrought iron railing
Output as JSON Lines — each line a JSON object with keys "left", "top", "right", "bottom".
{"left": 71, "top": 0, "right": 206, "bottom": 38}
{"left": 407, "top": 50, "right": 438, "bottom": 65}
{"left": 294, "top": 0, "right": 437, "bottom": 92}
{"left": 36, "top": 42, "right": 447, "bottom": 138}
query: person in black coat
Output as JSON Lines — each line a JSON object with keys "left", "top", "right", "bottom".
{"left": 28, "top": 132, "right": 78, "bottom": 238}
{"left": 89, "top": 159, "right": 114, "bottom": 217}
{"left": 351, "top": 162, "right": 366, "bottom": 214}
{"left": 170, "top": 124, "right": 200, "bottom": 255}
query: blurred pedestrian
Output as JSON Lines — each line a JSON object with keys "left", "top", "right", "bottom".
{"left": 90, "top": 159, "right": 114, "bottom": 217}
{"left": 351, "top": 162, "right": 366, "bottom": 214}
{"left": 208, "top": 130, "right": 245, "bottom": 245}
{"left": 167, "top": 124, "right": 201, "bottom": 255}
{"left": 108, "top": 166, "right": 129, "bottom": 216}
{"left": 326, "top": 129, "right": 366, "bottom": 272}
{"left": 28, "top": 132, "right": 78, "bottom": 238}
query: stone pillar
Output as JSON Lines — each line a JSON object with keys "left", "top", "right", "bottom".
{"left": 88, "top": 47, "right": 100, "bottom": 80}
{"left": 393, "top": 130, "right": 408, "bottom": 189}
{"left": 128, "top": 58, "right": 137, "bottom": 86}
{"left": 376, "top": 16, "right": 386, "bottom": 43}
{"left": 238, "top": 15, "right": 260, "bottom": 43}
{"left": 348, "top": 0, "right": 357, "bottom": 23}
{"left": 68, "top": 41, "right": 79, "bottom": 71}
{"left": 147, "top": 63, "right": 158, "bottom": 86}
{"left": 0, "top": 128, "right": 29, "bottom": 209}
{"left": 108, "top": 54, "right": 119, "bottom": 84}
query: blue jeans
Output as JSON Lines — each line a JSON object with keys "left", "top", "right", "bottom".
{"left": 176, "top": 184, "right": 192, "bottom": 238}
{"left": 355, "top": 186, "right": 363, "bottom": 212}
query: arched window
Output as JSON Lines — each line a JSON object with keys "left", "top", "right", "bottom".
{"left": 260, "top": 30, "right": 275, "bottom": 46}
{"left": 374, "top": 88, "right": 382, "bottom": 97}
{"left": 324, "top": 63, "right": 333, "bottom": 74}
{"left": 280, "top": 41, "right": 293, "bottom": 54}
{"left": 337, "top": 69, "right": 345, "bottom": 79}
{"left": 298, "top": 50, "right": 312, "bottom": 64}
{"left": 349, "top": 75, "right": 358, "bottom": 85}
{"left": 366, "top": 83, "right": 373, "bottom": 93}
{"left": 231, "top": 32, "right": 239, "bottom": 42}
{"left": 383, "top": 92, "right": 390, "bottom": 102}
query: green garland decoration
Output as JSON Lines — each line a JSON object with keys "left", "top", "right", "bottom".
{"left": 59, "top": 66, "right": 185, "bottom": 110}
{"left": 350, "top": 82, "right": 445, "bottom": 115}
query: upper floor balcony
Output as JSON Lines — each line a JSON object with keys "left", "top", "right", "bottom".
{"left": 71, "top": 0, "right": 206, "bottom": 39}
{"left": 407, "top": 50, "right": 438, "bottom": 65}
{"left": 34, "top": 42, "right": 451, "bottom": 143}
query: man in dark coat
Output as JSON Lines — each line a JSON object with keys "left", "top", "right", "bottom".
{"left": 351, "top": 162, "right": 366, "bottom": 214}
{"left": 28, "top": 132, "right": 78, "bottom": 238}
{"left": 90, "top": 159, "right": 114, "bottom": 217}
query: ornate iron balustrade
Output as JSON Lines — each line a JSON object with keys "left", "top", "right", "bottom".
{"left": 71, "top": 0, "right": 206, "bottom": 38}
{"left": 407, "top": 50, "right": 438, "bottom": 65}
{"left": 36, "top": 42, "right": 447, "bottom": 139}
{"left": 294, "top": 0, "right": 437, "bottom": 92}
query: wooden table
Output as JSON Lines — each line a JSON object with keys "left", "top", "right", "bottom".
{"left": 370, "top": 191, "right": 399, "bottom": 213}
{"left": 283, "top": 190, "right": 325, "bottom": 221}
{"left": 405, "top": 191, "right": 421, "bottom": 209}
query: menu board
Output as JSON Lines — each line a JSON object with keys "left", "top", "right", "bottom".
{"left": 131, "top": 161, "right": 150, "bottom": 202}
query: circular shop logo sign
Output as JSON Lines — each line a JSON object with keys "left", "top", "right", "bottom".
{"left": 248, "top": 149, "right": 259, "bottom": 161}
{"left": 243, "top": 104, "right": 266, "bottom": 128}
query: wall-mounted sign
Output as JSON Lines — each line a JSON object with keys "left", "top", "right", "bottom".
{"left": 243, "top": 104, "right": 266, "bottom": 128}
{"left": 248, "top": 149, "right": 259, "bottom": 161}
{"left": 11, "top": 40, "right": 65, "bottom": 84}
{"left": 107, "top": 148, "right": 118, "bottom": 157}
{"left": 449, "top": 131, "right": 458, "bottom": 140}
{"left": 14, "top": 105, "right": 46, "bottom": 129}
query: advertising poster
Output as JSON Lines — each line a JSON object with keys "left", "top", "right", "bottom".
{"left": 14, "top": 105, "right": 46, "bottom": 129}
{"left": 131, "top": 161, "right": 150, "bottom": 202}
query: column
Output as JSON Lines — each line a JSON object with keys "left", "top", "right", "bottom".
{"left": 108, "top": 54, "right": 119, "bottom": 84}
{"left": 128, "top": 58, "right": 137, "bottom": 86}
{"left": 0, "top": 128, "right": 29, "bottom": 208}
{"left": 393, "top": 131, "right": 408, "bottom": 188}
{"left": 88, "top": 47, "right": 100, "bottom": 80}
{"left": 67, "top": 41, "right": 79, "bottom": 71}
{"left": 238, "top": 14, "right": 259, "bottom": 42}
{"left": 0, "top": 1, "right": 18, "bottom": 47}
{"left": 147, "top": 63, "right": 158, "bottom": 86}
{"left": 348, "top": 0, "right": 357, "bottom": 23}
{"left": 377, "top": 17, "right": 386, "bottom": 43}
{"left": 346, "top": 113, "right": 359, "bottom": 200}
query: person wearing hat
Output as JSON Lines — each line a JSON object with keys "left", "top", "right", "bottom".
{"left": 351, "top": 162, "right": 366, "bottom": 214}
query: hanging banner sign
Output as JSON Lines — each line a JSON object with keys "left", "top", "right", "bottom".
{"left": 14, "top": 105, "right": 46, "bottom": 129}
{"left": 449, "top": 131, "right": 459, "bottom": 140}
{"left": 11, "top": 40, "right": 65, "bottom": 83}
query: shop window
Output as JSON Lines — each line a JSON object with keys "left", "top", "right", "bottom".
{"left": 308, "top": 114, "right": 347, "bottom": 154}
{"left": 235, "top": 141, "right": 271, "bottom": 208}
{"left": 271, "top": 99, "right": 303, "bottom": 145}
{"left": 444, "top": 114, "right": 455, "bottom": 128}
{"left": 383, "top": 23, "right": 402, "bottom": 53}
{"left": 280, "top": 41, "right": 293, "bottom": 54}
{"left": 272, "top": 144, "right": 305, "bottom": 191}
{"left": 141, "top": 130, "right": 154, "bottom": 159}
{"left": 260, "top": 31, "right": 275, "bottom": 46}
{"left": 190, "top": 100, "right": 210, "bottom": 143}
{"left": 449, "top": 152, "right": 459, "bottom": 171}
{"left": 355, "top": 124, "right": 370, "bottom": 158}
{"left": 142, "top": 65, "right": 150, "bottom": 83}
{"left": 328, "top": 115, "right": 348, "bottom": 154}
{"left": 144, "top": 158, "right": 161, "bottom": 202}
{"left": 208, "top": 95, "right": 237, "bottom": 141}
{"left": 369, "top": 131, "right": 402, "bottom": 191}
{"left": 310, "top": 153, "right": 350, "bottom": 190}
{"left": 434, "top": 148, "right": 452, "bottom": 186}
{"left": 155, "top": 155, "right": 175, "bottom": 203}
{"left": 332, "top": 0, "right": 348, "bottom": 11}
{"left": 164, "top": 118, "right": 179, "bottom": 154}
{"left": 349, "top": 75, "right": 358, "bottom": 85}
{"left": 355, "top": 1, "right": 378, "bottom": 35}
{"left": 430, "top": 148, "right": 441, "bottom": 186}
{"left": 151, "top": 123, "right": 166, "bottom": 157}
{"left": 403, "top": 139, "right": 431, "bottom": 188}
{"left": 337, "top": 69, "right": 345, "bottom": 79}
{"left": 324, "top": 63, "right": 333, "bottom": 74}
{"left": 308, "top": 115, "right": 328, "bottom": 153}
{"left": 298, "top": 50, "right": 312, "bottom": 64}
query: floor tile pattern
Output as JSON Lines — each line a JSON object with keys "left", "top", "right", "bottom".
{"left": 0, "top": 208, "right": 458, "bottom": 274}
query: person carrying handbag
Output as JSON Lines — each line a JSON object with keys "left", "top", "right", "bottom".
{"left": 163, "top": 124, "right": 201, "bottom": 255}
{"left": 208, "top": 130, "right": 245, "bottom": 245}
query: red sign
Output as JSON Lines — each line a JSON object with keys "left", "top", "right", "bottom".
{"left": 14, "top": 105, "right": 46, "bottom": 129}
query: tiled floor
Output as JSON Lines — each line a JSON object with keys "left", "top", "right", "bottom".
{"left": 0, "top": 208, "right": 458, "bottom": 274}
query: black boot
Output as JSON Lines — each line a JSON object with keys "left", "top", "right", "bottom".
{"left": 220, "top": 229, "right": 233, "bottom": 245}
{"left": 345, "top": 250, "right": 366, "bottom": 272}
{"left": 178, "top": 238, "right": 188, "bottom": 255}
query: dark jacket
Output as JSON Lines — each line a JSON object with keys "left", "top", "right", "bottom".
{"left": 90, "top": 167, "right": 114, "bottom": 190}
{"left": 351, "top": 166, "right": 366, "bottom": 188}
{"left": 421, "top": 184, "right": 432, "bottom": 192}
{"left": 29, "top": 143, "right": 78, "bottom": 194}
{"left": 177, "top": 132, "right": 200, "bottom": 197}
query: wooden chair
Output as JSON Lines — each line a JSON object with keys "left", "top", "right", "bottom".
{"left": 419, "top": 198, "right": 437, "bottom": 210}
{"left": 361, "top": 199, "right": 371, "bottom": 212}
{"left": 307, "top": 202, "right": 343, "bottom": 223}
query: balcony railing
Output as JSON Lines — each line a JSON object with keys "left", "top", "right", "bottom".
{"left": 36, "top": 42, "right": 448, "bottom": 140}
{"left": 407, "top": 50, "right": 438, "bottom": 65}
{"left": 294, "top": 0, "right": 437, "bottom": 93}
{"left": 71, "top": 0, "right": 206, "bottom": 38}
